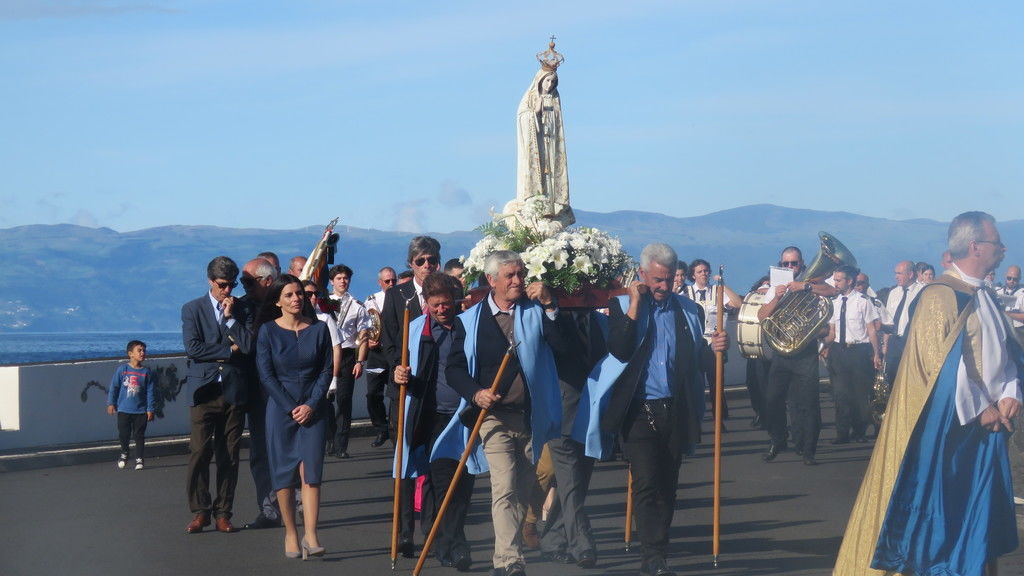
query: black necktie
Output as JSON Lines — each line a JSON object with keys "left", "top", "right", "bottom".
{"left": 892, "top": 286, "right": 908, "bottom": 335}
{"left": 839, "top": 296, "right": 847, "bottom": 345}
{"left": 698, "top": 289, "right": 706, "bottom": 302}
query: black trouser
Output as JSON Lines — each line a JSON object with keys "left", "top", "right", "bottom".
{"left": 423, "top": 412, "right": 475, "bottom": 561}
{"left": 700, "top": 346, "right": 729, "bottom": 418}
{"left": 117, "top": 412, "right": 148, "bottom": 458}
{"left": 621, "top": 398, "right": 683, "bottom": 565}
{"left": 884, "top": 334, "right": 906, "bottom": 385}
{"left": 187, "top": 388, "right": 245, "bottom": 519}
{"left": 745, "top": 357, "right": 770, "bottom": 418}
{"left": 538, "top": 436, "right": 596, "bottom": 559}
{"left": 394, "top": 409, "right": 475, "bottom": 553}
{"left": 246, "top": 391, "right": 279, "bottom": 520}
{"left": 365, "top": 348, "right": 390, "bottom": 436}
{"left": 330, "top": 347, "right": 357, "bottom": 453}
{"left": 829, "top": 343, "right": 873, "bottom": 440}
{"left": 765, "top": 346, "right": 821, "bottom": 456}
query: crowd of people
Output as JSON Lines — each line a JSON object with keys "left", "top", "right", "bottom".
{"left": 139, "top": 211, "right": 1022, "bottom": 576}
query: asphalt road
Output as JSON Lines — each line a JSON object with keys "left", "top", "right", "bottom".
{"left": 2, "top": 392, "right": 1022, "bottom": 576}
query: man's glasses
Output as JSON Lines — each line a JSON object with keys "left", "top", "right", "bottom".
{"left": 780, "top": 261, "right": 800, "bottom": 268}
{"left": 414, "top": 256, "right": 439, "bottom": 267}
{"left": 214, "top": 280, "right": 237, "bottom": 290}
{"left": 382, "top": 279, "right": 396, "bottom": 285}
{"left": 1007, "top": 277, "right": 1020, "bottom": 282}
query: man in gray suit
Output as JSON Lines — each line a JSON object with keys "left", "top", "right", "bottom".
{"left": 181, "top": 256, "right": 252, "bottom": 534}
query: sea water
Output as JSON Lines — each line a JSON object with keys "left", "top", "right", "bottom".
{"left": 0, "top": 332, "right": 183, "bottom": 365}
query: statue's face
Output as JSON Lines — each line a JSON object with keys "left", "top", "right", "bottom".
{"left": 540, "top": 74, "right": 556, "bottom": 94}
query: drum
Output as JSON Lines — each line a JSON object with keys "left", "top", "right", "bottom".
{"left": 737, "top": 292, "right": 772, "bottom": 360}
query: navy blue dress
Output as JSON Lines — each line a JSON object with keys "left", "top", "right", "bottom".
{"left": 256, "top": 320, "right": 333, "bottom": 490}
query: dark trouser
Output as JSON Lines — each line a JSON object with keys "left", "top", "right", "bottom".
{"left": 365, "top": 349, "right": 390, "bottom": 436}
{"left": 829, "top": 343, "right": 873, "bottom": 440}
{"left": 331, "top": 347, "right": 357, "bottom": 453}
{"left": 700, "top": 346, "right": 729, "bottom": 418}
{"left": 117, "top": 412, "right": 148, "bottom": 458}
{"left": 392, "top": 396, "right": 432, "bottom": 542}
{"left": 423, "top": 412, "right": 475, "bottom": 561}
{"left": 621, "top": 398, "right": 683, "bottom": 566}
{"left": 187, "top": 388, "right": 245, "bottom": 519}
{"left": 246, "top": 392, "right": 279, "bottom": 520}
{"left": 766, "top": 346, "right": 821, "bottom": 456}
{"left": 745, "top": 357, "right": 770, "bottom": 418}
{"left": 883, "top": 334, "right": 905, "bottom": 385}
{"left": 539, "top": 436, "right": 596, "bottom": 559}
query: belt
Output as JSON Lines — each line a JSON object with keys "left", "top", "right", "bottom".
{"left": 835, "top": 342, "right": 871, "bottom": 349}
{"left": 642, "top": 397, "right": 673, "bottom": 409}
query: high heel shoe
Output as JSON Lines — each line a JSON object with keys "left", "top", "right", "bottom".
{"left": 301, "top": 536, "right": 325, "bottom": 560}
{"left": 285, "top": 549, "right": 301, "bottom": 559}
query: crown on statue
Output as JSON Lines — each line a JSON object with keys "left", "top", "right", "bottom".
{"left": 536, "top": 36, "right": 565, "bottom": 72}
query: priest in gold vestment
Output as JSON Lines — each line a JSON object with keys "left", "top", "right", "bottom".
{"left": 834, "top": 211, "right": 1021, "bottom": 576}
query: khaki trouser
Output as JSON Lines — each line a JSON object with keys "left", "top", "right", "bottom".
{"left": 479, "top": 411, "right": 535, "bottom": 569}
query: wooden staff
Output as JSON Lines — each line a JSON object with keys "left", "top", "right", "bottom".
{"left": 412, "top": 342, "right": 518, "bottom": 576}
{"left": 624, "top": 465, "right": 633, "bottom": 552}
{"left": 390, "top": 305, "right": 411, "bottom": 570}
{"left": 713, "top": 265, "right": 726, "bottom": 567}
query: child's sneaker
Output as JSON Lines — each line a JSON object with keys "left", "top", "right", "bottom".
{"left": 134, "top": 458, "right": 144, "bottom": 471}
{"left": 117, "top": 453, "right": 128, "bottom": 469}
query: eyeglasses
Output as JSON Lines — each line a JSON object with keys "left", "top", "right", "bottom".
{"left": 381, "top": 279, "right": 396, "bottom": 285}
{"left": 781, "top": 261, "right": 800, "bottom": 268}
{"left": 213, "top": 280, "right": 237, "bottom": 290}
{"left": 976, "top": 239, "right": 1005, "bottom": 249}
{"left": 304, "top": 291, "right": 318, "bottom": 298}
{"left": 1007, "top": 277, "right": 1020, "bottom": 281}
{"left": 413, "top": 256, "right": 439, "bottom": 267}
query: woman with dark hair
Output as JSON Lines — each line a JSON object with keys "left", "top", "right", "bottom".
{"left": 256, "top": 274, "right": 332, "bottom": 560}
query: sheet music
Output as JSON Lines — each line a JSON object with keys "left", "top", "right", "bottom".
{"left": 769, "top": 266, "right": 794, "bottom": 287}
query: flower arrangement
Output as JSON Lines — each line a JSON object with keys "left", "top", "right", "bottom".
{"left": 462, "top": 197, "right": 634, "bottom": 295}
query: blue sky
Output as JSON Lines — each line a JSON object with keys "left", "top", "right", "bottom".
{"left": 2, "top": 1, "right": 1022, "bottom": 233}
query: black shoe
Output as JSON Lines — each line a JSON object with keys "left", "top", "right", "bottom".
{"left": 575, "top": 549, "right": 597, "bottom": 568}
{"left": 853, "top": 435, "right": 868, "bottom": 443}
{"left": 762, "top": 444, "right": 783, "bottom": 462}
{"left": 794, "top": 446, "right": 804, "bottom": 456}
{"left": 505, "top": 562, "right": 526, "bottom": 576}
{"left": 243, "top": 514, "right": 280, "bottom": 530}
{"left": 371, "top": 432, "right": 389, "bottom": 448}
{"left": 803, "top": 456, "right": 818, "bottom": 466}
{"left": 641, "top": 557, "right": 676, "bottom": 576}
{"left": 541, "top": 551, "right": 571, "bottom": 564}
{"left": 831, "top": 437, "right": 850, "bottom": 445}
{"left": 451, "top": 549, "right": 472, "bottom": 572}
{"left": 398, "top": 537, "right": 414, "bottom": 558}
{"left": 336, "top": 451, "right": 351, "bottom": 459}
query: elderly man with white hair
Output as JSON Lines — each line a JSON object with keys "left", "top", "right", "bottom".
{"left": 598, "top": 243, "right": 728, "bottom": 576}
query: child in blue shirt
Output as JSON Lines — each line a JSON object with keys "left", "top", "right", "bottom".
{"left": 106, "top": 340, "right": 155, "bottom": 470}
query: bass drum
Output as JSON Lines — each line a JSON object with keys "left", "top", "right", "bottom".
{"left": 737, "top": 292, "right": 772, "bottom": 360}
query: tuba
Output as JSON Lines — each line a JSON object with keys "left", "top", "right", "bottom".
{"left": 761, "top": 232, "right": 857, "bottom": 356}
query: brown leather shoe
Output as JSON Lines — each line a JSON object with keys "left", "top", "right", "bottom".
{"left": 215, "top": 517, "right": 238, "bottom": 533}
{"left": 185, "top": 513, "right": 210, "bottom": 534}
{"left": 521, "top": 521, "right": 540, "bottom": 550}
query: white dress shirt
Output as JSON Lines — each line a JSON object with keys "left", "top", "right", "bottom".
{"left": 828, "top": 291, "right": 879, "bottom": 345}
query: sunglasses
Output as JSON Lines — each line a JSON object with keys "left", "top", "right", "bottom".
{"left": 1007, "top": 277, "right": 1020, "bottom": 281}
{"left": 382, "top": 279, "right": 396, "bottom": 285}
{"left": 780, "top": 261, "right": 800, "bottom": 268}
{"left": 414, "top": 256, "right": 439, "bottom": 267}
{"left": 304, "top": 291, "right": 318, "bottom": 298}
{"left": 213, "top": 280, "right": 237, "bottom": 290}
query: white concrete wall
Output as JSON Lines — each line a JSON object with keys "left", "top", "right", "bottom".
{"left": 0, "top": 366, "right": 20, "bottom": 432}
{"left": 0, "top": 356, "right": 370, "bottom": 452}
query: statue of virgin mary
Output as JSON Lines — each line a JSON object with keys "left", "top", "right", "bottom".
{"left": 502, "top": 40, "right": 575, "bottom": 234}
